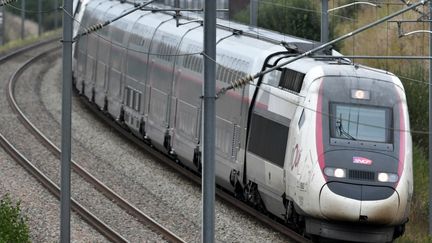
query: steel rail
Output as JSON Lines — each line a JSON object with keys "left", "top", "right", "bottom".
{"left": 78, "top": 93, "right": 311, "bottom": 243}
{"left": 1, "top": 41, "right": 128, "bottom": 242}
{"left": 0, "top": 37, "right": 59, "bottom": 64}
{"left": 7, "top": 43, "right": 186, "bottom": 243}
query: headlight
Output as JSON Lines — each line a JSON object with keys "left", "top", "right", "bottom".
{"left": 324, "top": 167, "right": 346, "bottom": 178}
{"left": 378, "top": 172, "right": 399, "bottom": 183}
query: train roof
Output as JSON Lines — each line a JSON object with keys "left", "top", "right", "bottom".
{"left": 81, "top": 0, "right": 402, "bottom": 91}
{"left": 113, "top": 0, "right": 320, "bottom": 50}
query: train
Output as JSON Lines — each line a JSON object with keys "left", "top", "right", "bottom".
{"left": 71, "top": 0, "right": 413, "bottom": 242}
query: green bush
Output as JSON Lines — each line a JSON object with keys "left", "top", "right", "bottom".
{"left": 0, "top": 194, "right": 30, "bottom": 243}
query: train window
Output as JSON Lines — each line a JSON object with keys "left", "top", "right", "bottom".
{"left": 132, "top": 91, "right": 136, "bottom": 110}
{"left": 135, "top": 93, "right": 141, "bottom": 111}
{"left": 111, "top": 21, "right": 128, "bottom": 44}
{"left": 298, "top": 109, "right": 305, "bottom": 129}
{"left": 330, "top": 103, "right": 392, "bottom": 143}
{"left": 129, "top": 33, "right": 141, "bottom": 47}
{"left": 198, "top": 57, "right": 204, "bottom": 73}
{"left": 124, "top": 87, "right": 129, "bottom": 106}
{"left": 194, "top": 57, "right": 199, "bottom": 72}
{"left": 248, "top": 112, "right": 289, "bottom": 167}
{"left": 216, "top": 65, "right": 224, "bottom": 82}
{"left": 127, "top": 53, "right": 145, "bottom": 80}
{"left": 74, "top": 0, "right": 82, "bottom": 16}
{"left": 279, "top": 68, "right": 305, "bottom": 93}
{"left": 194, "top": 56, "right": 203, "bottom": 73}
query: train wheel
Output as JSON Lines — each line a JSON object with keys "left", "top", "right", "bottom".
{"left": 103, "top": 96, "right": 108, "bottom": 112}
{"left": 81, "top": 82, "right": 85, "bottom": 95}
{"left": 193, "top": 147, "right": 202, "bottom": 173}
{"left": 244, "top": 181, "right": 266, "bottom": 213}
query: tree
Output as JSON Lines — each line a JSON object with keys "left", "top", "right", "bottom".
{"left": 233, "top": 0, "right": 321, "bottom": 41}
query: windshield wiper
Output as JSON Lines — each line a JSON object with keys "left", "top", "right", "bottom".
{"left": 336, "top": 114, "right": 356, "bottom": 140}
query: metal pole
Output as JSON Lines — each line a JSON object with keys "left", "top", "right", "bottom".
{"left": 429, "top": 0, "right": 432, "bottom": 237}
{"left": 38, "top": 0, "right": 42, "bottom": 36}
{"left": 21, "top": 0, "right": 25, "bottom": 39}
{"left": 61, "top": 0, "right": 73, "bottom": 241}
{"left": 202, "top": 0, "right": 216, "bottom": 242}
{"left": 321, "top": 0, "right": 329, "bottom": 43}
{"left": 250, "top": 0, "right": 257, "bottom": 28}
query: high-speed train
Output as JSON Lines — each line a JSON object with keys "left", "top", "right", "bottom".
{"left": 72, "top": 0, "right": 413, "bottom": 242}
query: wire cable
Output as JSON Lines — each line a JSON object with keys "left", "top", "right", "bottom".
{"left": 62, "top": 6, "right": 203, "bottom": 58}
{"left": 4, "top": 3, "right": 61, "bottom": 14}
{"left": 0, "top": 0, "right": 16, "bottom": 7}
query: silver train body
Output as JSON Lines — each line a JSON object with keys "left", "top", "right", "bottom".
{"left": 72, "top": 0, "right": 413, "bottom": 242}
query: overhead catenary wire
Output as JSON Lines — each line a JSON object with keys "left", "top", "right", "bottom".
{"left": 62, "top": 6, "right": 202, "bottom": 57}
{"left": 5, "top": 3, "right": 61, "bottom": 13}
{"left": 62, "top": 1, "right": 432, "bottom": 136}
{"left": 63, "top": 0, "right": 432, "bottom": 88}
{"left": 216, "top": 0, "right": 430, "bottom": 96}
{"left": 62, "top": 1, "right": 432, "bottom": 88}
{"left": 74, "top": 0, "right": 155, "bottom": 41}
{"left": 202, "top": 51, "right": 430, "bottom": 136}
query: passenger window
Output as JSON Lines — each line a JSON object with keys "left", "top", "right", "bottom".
{"left": 248, "top": 112, "right": 289, "bottom": 167}
{"left": 128, "top": 88, "right": 133, "bottom": 107}
{"left": 124, "top": 87, "right": 129, "bottom": 106}
{"left": 132, "top": 91, "right": 136, "bottom": 109}
{"left": 222, "top": 67, "right": 230, "bottom": 83}
{"left": 135, "top": 92, "right": 141, "bottom": 111}
{"left": 298, "top": 109, "right": 305, "bottom": 129}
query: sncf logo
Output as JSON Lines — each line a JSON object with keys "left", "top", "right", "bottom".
{"left": 353, "top": 156, "right": 373, "bottom": 165}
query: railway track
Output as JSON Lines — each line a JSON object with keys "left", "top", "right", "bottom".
{"left": 2, "top": 39, "right": 186, "bottom": 243}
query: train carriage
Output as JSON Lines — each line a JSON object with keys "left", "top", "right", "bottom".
{"left": 72, "top": 1, "right": 413, "bottom": 242}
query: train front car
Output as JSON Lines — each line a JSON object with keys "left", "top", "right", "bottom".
{"left": 294, "top": 64, "right": 413, "bottom": 242}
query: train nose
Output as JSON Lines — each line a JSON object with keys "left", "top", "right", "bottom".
{"left": 319, "top": 182, "right": 400, "bottom": 224}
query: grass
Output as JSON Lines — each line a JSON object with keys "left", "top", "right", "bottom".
{"left": 0, "top": 29, "right": 60, "bottom": 55}
{"left": 398, "top": 146, "right": 430, "bottom": 242}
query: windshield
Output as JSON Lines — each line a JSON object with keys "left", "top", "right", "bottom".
{"left": 331, "top": 103, "right": 392, "bottom": 143}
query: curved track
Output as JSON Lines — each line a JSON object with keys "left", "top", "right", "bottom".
{"left": 3, "top": 40, "right": 185, "bottom": 243}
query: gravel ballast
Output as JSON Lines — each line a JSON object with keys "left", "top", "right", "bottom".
{"left": 0, "top": 43, "right": 107, "bottom": 242}
{"left": 13, "top": 48, "right": 294, "bottom": 242}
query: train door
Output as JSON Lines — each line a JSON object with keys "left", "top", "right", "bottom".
{"left": 75, "top": 11, "right": 89, "bottom": 92}
{"left": 121, "top": 14, "right": 153, "bottom": 128}
{"left": 245, "top": 65, "right": 305, "bottom": 218}
{"left": 213, "top": 53, "right": 249, "bottom": 190}
{"left": 246, "top": 106, "right": 290, "bottom": 217}
{"left": 169, "top": 26, "right": 202, "bottom": 169}
{"left": 105, "top": 8, "right": 134, "bottom": 121}
{"left": 145, "top": 19, "right": 180, "bottom": 150}
{"left": 93, "top": 7, "right": 115, "bottom": 109}
{"left": 83, "top": 0, "right": 113, "bottom": 102}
